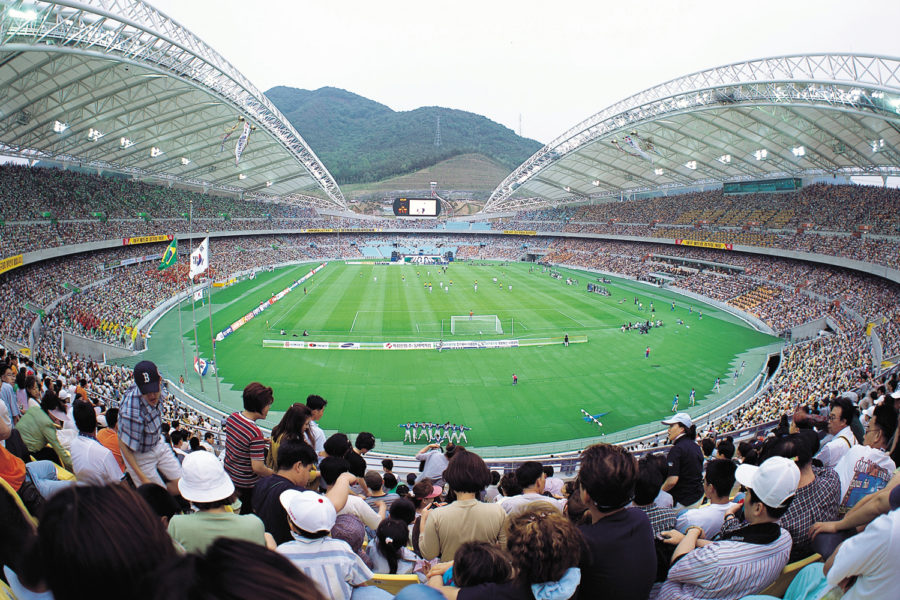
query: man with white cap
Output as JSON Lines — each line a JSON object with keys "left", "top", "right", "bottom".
{"left": 167, "top": 450, "right": 271, "bottom": 553}
{"left": 660, "top": 413, "right": 704, "bottom": 509}
{"left": 275, "top": 489, "right": 381, "bottom": 600}
{"left": 118, "top": 361, "right": 182, "bottom": 495}
{"left": 657, "top": 456, "right": 801, "bottom": 600}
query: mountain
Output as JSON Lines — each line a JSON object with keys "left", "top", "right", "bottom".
{"left": 265, "top": 86, "right": 543, "bottom": 186}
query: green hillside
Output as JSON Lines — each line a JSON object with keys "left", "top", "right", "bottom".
{"left": 265, "top": 86, "right": 542, "bottom": 185}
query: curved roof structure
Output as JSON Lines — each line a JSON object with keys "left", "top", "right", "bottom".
{"left": 0, "top": 0, "right": 346, "bottom": 210}
{"left": 485, "top": 54, "right": 900, "bottom": 213}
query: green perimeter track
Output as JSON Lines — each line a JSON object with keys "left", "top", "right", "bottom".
{"left": 143, "top": 261, "right": 780, "bottom": 449}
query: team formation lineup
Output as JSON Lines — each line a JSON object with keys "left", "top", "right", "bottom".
{"left": 151, "top": 259, "right": 780, "bottom": 449}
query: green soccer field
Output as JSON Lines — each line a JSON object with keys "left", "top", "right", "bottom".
{"left": 144, "top": 260, "right": 781, "bottom": 454}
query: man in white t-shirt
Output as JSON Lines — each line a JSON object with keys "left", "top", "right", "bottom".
{"left": 70, "top": 400, "right": 124, "bottom": 486}
{"left": 319, "top": 457, "right": 384, "bottom": 530}
{"left": 816, "top": 397, "right": 857, "bottom": 468}
{"left": 306, "top": 394, "right": 327, "bottom": 458}
{"left": 833, "top": 403, "right": 897, "bottom": 513}
{"left": 676, "top": 458, "right": 737, "bottom": 538}
{"left": 499, "top": 461, "right": 566, "bottom": 514}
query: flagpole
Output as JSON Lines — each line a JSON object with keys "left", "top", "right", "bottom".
{"left": 177, "top": 286, "right": 187, "bottom": 383}
{"left": 189, "top": 199, "right": 204, "bottom": 392}
{"left": 206, "top": 234, "right": 223, "bottom": 405}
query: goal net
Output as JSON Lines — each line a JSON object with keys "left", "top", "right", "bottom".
{"left": 450, "top": 315, "right": 502, "bottom": 335}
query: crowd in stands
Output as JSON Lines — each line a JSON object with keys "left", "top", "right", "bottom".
{"left": 3, "top": 356, "right": 899, "bottom": 599}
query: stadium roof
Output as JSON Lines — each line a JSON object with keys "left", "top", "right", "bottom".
{"left": 484, "top": 54, "right": 900, "bottom": 213}
{"left": 0, "top": 0, "right": 347, "bottom": 210}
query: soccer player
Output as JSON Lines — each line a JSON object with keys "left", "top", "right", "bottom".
{"left": 469, "top": 310, "right": 473, "bottom": 320}
{"left": 401, "top": 422, "right": 412, "bottom": 443}
{"left": 689, "top": 388, "right": 696, "bottom": 406}
{"left": 714, "top": 377, "right": 720, "bottom": 392}
{"left": 564, "top": 334, "right": 569, "bottom": 347}
{"left": 671, "top": 301, "right": 675, "bottom": 311}
{"left": 672, "top": 394, "right": 679, "bottom": 413}
{"left": 645, "top": 346, "right": 651, "bottom": 359}
{"left": 739, "top": 360, "right": 745, "bottom": 376}
{"left": 460, "top": 426, "right": 470, "bottom": 444}
{"left": 512, "top": 373, "right": 518, "bottom": 385}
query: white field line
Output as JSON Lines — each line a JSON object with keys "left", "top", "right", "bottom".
{"left": 350, "top": 311, "right": 359, "bottom": 332}
{"left": 555, "top": 309, "right": 586, "bottom": 327}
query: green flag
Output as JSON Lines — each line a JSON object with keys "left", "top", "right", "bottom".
{"left": 159, "top": 238, "right": 177, "bottom": 270}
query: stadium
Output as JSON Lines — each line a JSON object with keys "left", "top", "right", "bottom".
{"left": 1, "top": 2, "right": 899, "bottom": 599}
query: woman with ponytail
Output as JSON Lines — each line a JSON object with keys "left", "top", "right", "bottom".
{"left": 368, "top": 518, "right": 419, "bottom": 575}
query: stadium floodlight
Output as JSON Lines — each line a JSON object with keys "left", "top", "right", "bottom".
{"left": 792, "top": 146, "right": 805, "bottom": 157}
{"left": 563, "top": 186, "right": 571, "bottom": 192}
{"left": 654, "top": 168, "right": 664, "bottom": 176}
{"left": 87, "top": 128, "right": 103, "bottom": 141}
{"left": 871, "top": 139, "right": 885, "bottom": 152}
{"left": 450, "top": 315, "right": 502, "bottom": 335}
{"left": 238, "top": 173, "right": 247, "bottom": 180}
{"left": 150, "top": 146, "right": 163, "bottom": 158}
{"left": 591, "top": 180, "right": 600, "bottom": 186}
{"left": 52, "top": 121, "right": 68, "bottom": 133}
{"left": 754, "top": 149, "right": 768, "bottom": 161}
{"left": 685, "top": 160, "right": 697, "bottom": 170}
{"left": 181, "top": 157, "right": 191, "bottom": 165}
{"left": 266, "top": 181, "right": 273, "bottom": 187}
{"left": 120, "top": 137, "right": 134, "bottom": 149}
{"left": 718, "top": 154, "right": 732, "bottom": 164}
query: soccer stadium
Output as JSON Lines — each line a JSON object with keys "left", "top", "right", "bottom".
{"left": 1, "top": 2, "right": 899, "bottom": 599}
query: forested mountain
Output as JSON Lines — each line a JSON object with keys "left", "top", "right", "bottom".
{"left": 265, "top": 86, "right": 542, "bottom": 185}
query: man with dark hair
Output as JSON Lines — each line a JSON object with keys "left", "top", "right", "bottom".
{"left": 69, "top": 400, "right": 123, "bottom": 486}
{"left": 96, "top": 407, "right": 125, "bottom": 472}
{"left": 576, "top": 443, "right": 656, "bottom": 600}
{"left": 381, "top": 458, "right": 393, "bottom": 474}
{"left": 415, "top": 442, "right": 449, "bottom": 487}
{"left": 542, "top": 464, "right": 564, "bottom": 497}
{"left": 675, "top": 459, "right": 737, "bottom": 538}
{"left": 118, "top": 361, "right": 182, "bottom": 495}
{"left": 224, "top": 382, "right": 275, "bottom": 513}
{"left": 742, "top": 433, "right": 840, "bottom": 561}
{"left": 355, "top": 432, "right": 375, "bottom": 454}
{"left": 658, "top": 456, "right": 800, "bottom": 599}
{"left": 305, "top": 394, "right": 327, "bottom": 457}
{"left": 253, "top": 439, "right": 354, "bottom": 545}
{"left": 633, "top": 454, "right": 679, "bottom": 536}
{"left": 484, "top": 470, "right": 502, "bottom": 502}
{"left": 816, "top": 397, "right": 858, "bottom": 468}
{"left": 500, "top": 460, "right": 565, "bottom": 514}
{"left": 833, "top": 402, "right": 897, "bottom": 513}
{"left": 319, "top": 456, "right": 384, "bottom": 530}
{"left": 363, "top": 470, "right": 399, "bottom": 510}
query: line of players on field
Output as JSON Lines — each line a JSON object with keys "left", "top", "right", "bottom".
{"left": 399, "top": 421, "right": 470, "bottom": 444}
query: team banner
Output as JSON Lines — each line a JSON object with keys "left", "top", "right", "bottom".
{"left": 502, "top": 230, "right": 537, "bottom": 236}
{"left": 215, "top": 263, "right": 326, "bottom": 342}
{"left": 302, "top": 228, "right": 335, "bottom": 233}
{"left": 234, "top": 121, "right": 252, "bottom": 166}
{"left": 122, "top": 234, "right": 174, "bottom": 246}
{"left": 675, "top": 239, "right": 733, "bottom": 251}
{"left": 0, "top": 254, "right": 23, "bottom": 275}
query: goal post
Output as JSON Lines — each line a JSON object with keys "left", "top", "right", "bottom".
{"left": 450, "top": 314, "right": 502, "bottom": 335}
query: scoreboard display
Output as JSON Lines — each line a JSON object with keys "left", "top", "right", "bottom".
{"left": 393, "top": 197, "right": 440, "bottom": 217}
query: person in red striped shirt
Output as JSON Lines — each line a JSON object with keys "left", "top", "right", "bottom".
{"left": 225, "top": 382, "right": 275, "bottom": 514}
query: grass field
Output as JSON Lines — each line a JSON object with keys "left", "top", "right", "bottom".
{"left": 145, "top": 260, "right": 780, "bottom": 451}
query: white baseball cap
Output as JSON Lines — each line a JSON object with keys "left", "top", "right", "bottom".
{"left": 178, "top": 451, "right": 235, "bottom": 503}
{"left": 735, "top": 456, "right": 800, "bottom": 509}
{"left": 280, "top": 489, "right": 336, "bottom": 534}
{"left": 661, "top": 413, "right": 693, "bottom": 428}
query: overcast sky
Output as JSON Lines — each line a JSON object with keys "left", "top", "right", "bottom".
{"left": 146, "top": 0, "right": 900, "bottom": 145}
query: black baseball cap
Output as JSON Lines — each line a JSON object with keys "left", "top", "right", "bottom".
{"left": 134, "top": 361, "right": 161, "bottom": 394}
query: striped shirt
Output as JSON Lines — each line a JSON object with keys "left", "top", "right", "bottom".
{"left": 224, "top": 412, "right": 265, "bottom": 489}
{"left": 277, "top": 534, "right": 373, "bottom": 600}
{"left": 657, "top": 528, "right": 792, "bottom": 600}
{"left": 117, "top": 384, "right": 162, "bottom": 454}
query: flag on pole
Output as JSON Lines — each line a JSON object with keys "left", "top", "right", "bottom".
{"left": 193, "top": 356, "right": 209, "bottom": 376}
{"left": 189, "top": 237, "right": 209, "bottom": 280}
{"left": 193, "top": 289, "right": 204, "bottom": 303}
{"left": 158, "top": 238, "right": 177, "bottom": 270}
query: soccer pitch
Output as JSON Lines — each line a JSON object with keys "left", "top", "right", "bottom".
{"left": 146, "top": 260, "right": 781, "bottom": 453}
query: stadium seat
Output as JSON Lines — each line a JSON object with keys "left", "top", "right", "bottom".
{"left": 55, "top": 465, "right": 77, "bottom": 481}
{"left": 758, "top": 553, "right": 822, "bottom": 597}
{"left": 0, "top": 475, "right": 37, "bottom": 527}
{"left": 0, "top": 577, "right": 15, "bottom": 600}
{"left": 370, "top": 574, "right": 419, "bottom": 595}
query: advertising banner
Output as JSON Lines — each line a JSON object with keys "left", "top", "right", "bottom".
{"left": 0, "top": 254, "right": 23, "bottom": 275}
{"left": 122, "top": 234, "right": 173, "bottom": 246}
{"left": 675, "top": 239, "right": 733, "bottom": 251}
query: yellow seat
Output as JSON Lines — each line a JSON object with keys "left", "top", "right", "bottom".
{"left": 0, "top": 474, "right": 37, "bottom": 527}
{"left": 54, "top": 465, "right": 77, "bottom": 481}
{"left": 759, "top": 553, "right": 822, "bottom": 597}
{"left": 370, "top": 574, "right": 419, "bottom": 595}
{"left": 0, "top": 577, "right": 16, "bottom": 600}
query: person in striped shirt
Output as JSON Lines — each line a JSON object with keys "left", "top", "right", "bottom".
{"left": 657, "top": 456, "right": 801, "bottom": 600}
{"left": 224, "top": 382, "right": 275, "bottom": 514}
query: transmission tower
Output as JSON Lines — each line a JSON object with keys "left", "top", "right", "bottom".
{"left": 434, "top": 114, "right": 442, "bottom": 147}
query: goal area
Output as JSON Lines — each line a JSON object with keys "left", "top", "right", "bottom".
{"left": 450, "top": 314, "right": 502, "bottom": 335}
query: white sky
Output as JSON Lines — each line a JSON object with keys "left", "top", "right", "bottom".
{"left": 146, "top": 0, "right": 900, "bottom": 145}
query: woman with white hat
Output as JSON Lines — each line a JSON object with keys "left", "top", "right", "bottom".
{"left": 167, "top": 451, "right": 275, "bottom": 553}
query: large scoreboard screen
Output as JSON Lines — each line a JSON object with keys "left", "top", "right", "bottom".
{"left": 723, "top": 178, "right": 802, "bottom": 195}
{"left": 393, "top": 197, "right": 440, "bottom": 217}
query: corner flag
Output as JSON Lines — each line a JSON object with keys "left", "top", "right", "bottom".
{"left": 189, "top": 237, "right": 209, "bottom": 280}
{"left": 158, "top": 238, "right": 177, "bottom": 270}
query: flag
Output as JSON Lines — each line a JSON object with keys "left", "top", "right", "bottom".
{"left": 193, "top": 356, "right": 209, "bottom": 376}
{"left": 158, "top": 238, "right": 177, "bottom": 270}
{"left": 193, "top": 289, "right": 204, "bottom": 303}
{"left": 234, "top": 121, "right": 251, "bottom": 165}
{"left": 189, "top": 237, "right": 209, "bottom": 280}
